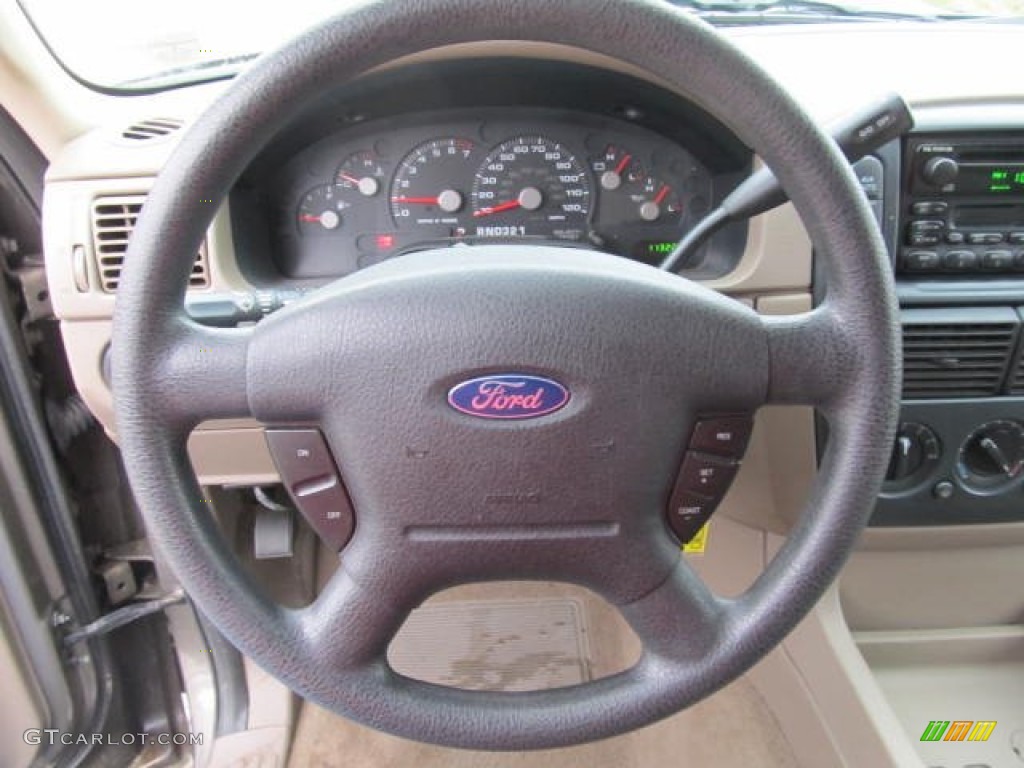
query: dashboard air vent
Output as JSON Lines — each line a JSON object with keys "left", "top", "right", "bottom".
{"left": 91, "top": 196, "right": 209, "bottom": 293}
{"left": 901, "top": 307, "right": 1020, "bottom": 399}
{"left": 1009, "top": 327, "right": 1024, "bottom": 395}
{"left": 121, "top": 118, "right": 183, "bottom": 141}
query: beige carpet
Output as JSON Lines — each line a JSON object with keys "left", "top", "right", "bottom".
{"left": 287, "top": 582, "right": 799, "bottom": 768}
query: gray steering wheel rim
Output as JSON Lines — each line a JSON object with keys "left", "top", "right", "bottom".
{"left": 111, "top": 0, "right": 900, "bottom": 750}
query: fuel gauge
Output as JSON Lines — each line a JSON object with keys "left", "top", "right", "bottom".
{"left": 636, "top": 175, "right": 683, "bottom": 223}
{"left": 296, "top": 184, "right": 345, "bottom": 234}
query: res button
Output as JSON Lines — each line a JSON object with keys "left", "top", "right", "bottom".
{"left": 690, "top": 415, "right": 753, "bottom": 458}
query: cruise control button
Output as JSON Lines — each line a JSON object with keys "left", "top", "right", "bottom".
{"left": 265, "top": 429, "right": 337, "bottom": 486}
{"left": 265, "top": 428, "right": 356, "bottom": 550}
{"left": 690, "top": 415, "right": 753, "bottom": 458}
{"left": 295, "top": 480, "right": 356, "bottom": 550}
{"left": 666, "top": 491, "right": 716, "bottom": 544}
{"left": 677, "top": 453, "right": 737, "bottom": 498}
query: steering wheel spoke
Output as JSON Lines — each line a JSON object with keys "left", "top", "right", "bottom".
{"left": 619, "top": 558, "right": 726, "bottom": 662}
{"left": 124, "top": 319, "right": 252, "bottom": 429}
{"left": 762, "top": 307, "right": 860, "bottom": 408}
{"left": 292, "top": 564, "right": 415, "bottom": 672}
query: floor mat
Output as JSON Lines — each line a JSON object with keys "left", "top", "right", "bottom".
{"left": 287, "top": 583, "right": 800, "bottom": 768}
{"left": 387, "top": 598, "right": 591, "bottom": 691}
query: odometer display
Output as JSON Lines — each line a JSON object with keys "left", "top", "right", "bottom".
{"left": 471, "top": 136, "right": 591, "bottom": 241}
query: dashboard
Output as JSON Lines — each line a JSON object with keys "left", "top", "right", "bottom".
{"left": 225, "top": 59, "right": 751, "bottom": 287}
{"left": 269, "top": 108, "right": 714, "bottom": 277}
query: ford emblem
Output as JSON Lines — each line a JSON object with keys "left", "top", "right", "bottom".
{"left": 447, "top": 374, "right": 570, "bottom": 420}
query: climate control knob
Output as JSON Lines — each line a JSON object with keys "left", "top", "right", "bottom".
{"left": 884, "top": 422, "right": 941, "bottom": 488}
{"left": 920, "top": 156, "right": 959, "bottom": 187}
{"left": 957, "top": 420, "right": 1024, "bottom": 492}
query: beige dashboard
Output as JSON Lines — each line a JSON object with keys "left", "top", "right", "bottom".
{"left": 41, "top": 41, "right": 823, "bottom": 491}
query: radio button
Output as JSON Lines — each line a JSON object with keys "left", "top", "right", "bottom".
{"left": 907, "top": 233, "right": 941, "bottom": 246}
{"left": 981, "top": 250, "right": 1013, "bottom": 270}
{"left": 1014, "top": 251, "right": 1024, "bottom": 270}
{"left": 967, "top": 232, "right": 1005, "bottom": 245}
{"left": 943, "top": 250, "right": 979, "bottom": 271}
{"left": 911, "top": 201, "right": 948, "bottom": 216}
{"left": 902, "top": 250, "right": 941, "bottom": 271}
{"left": 1009, "top": 232, "right": 1024, "bottom": 245}
{"left": 945, "top": 231, "right": 966, "bottom": 245}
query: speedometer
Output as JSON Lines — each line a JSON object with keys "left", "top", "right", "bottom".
{"left": 471, "top": 136, "right": 591, "bottom": 241}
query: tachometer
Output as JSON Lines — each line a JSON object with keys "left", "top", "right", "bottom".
{"left": 390, "top": 138, "right": 477, "bottom": 228}
{"left": 471, "top": 136, "right": 590, "bottom": 241}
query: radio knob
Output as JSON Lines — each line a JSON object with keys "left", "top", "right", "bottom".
{"left": 921, "top": 156, "right": 959, "bottom": 187}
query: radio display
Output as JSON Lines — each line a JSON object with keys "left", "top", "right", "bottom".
{"left": 954, "top": 203, "right": 1024, "bottom": 228}
{"left": 959, "top": 164, "right": 1024, "bottom": 195}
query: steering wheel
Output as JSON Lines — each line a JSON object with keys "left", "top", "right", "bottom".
{"left": 112, "top": 0, "right": 899, "bottom": 751}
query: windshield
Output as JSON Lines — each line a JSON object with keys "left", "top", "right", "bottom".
{"left": 16, "top": 0, "right": 1024, "bottom": 92}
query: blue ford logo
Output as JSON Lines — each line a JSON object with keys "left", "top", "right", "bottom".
{"left": 448, "top": 374, "right": 570, "bottom": 420}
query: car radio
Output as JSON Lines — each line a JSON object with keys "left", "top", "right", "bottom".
{"left": 900, "top": 134, "right": 1024, "bottom": 275}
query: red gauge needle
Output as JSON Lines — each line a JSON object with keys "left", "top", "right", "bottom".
{"left": 473, "top": 200, "right": 521, "bottom": 218}
{"left": 653, "top": 185, "right": 670, "bottom": 205}
{"left": 298, "top": 214, "right": 322, "bottom": 222}
{"left": 338, "top": 173, "right": 362, "bottom": 185}
{"left": 391, "top": 196, "right": 440, "bottom": 204}
{"left": 614, "top": 154, "right": 632, "bottom": 175}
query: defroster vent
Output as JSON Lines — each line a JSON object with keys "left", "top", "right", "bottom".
{"left": 91, "top": 196, "right": 209, "bottom": 293}
{"left": 901, "top": 307, "right": 1020, "bottom": 399}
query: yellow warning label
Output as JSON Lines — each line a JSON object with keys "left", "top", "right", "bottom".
{"left": 682, "top": 523, "right": 710, "bottom": 554}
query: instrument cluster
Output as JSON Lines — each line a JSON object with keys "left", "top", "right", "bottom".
{"left": 271, "top": 108, "right": 716, "bottom": 278}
